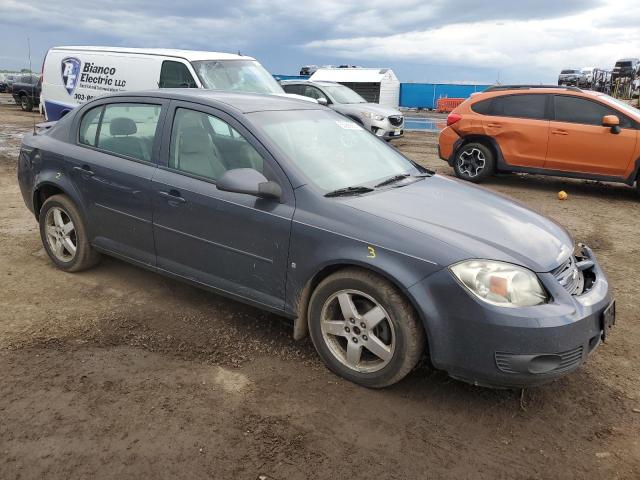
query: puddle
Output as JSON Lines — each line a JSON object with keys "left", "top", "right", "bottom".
{"left": 404, "top": 117, "right": 446, "bottom": 132}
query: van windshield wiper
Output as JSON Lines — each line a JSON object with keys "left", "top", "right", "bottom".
{"left": 324, "top": 186, "right": 375, "bottom": 197}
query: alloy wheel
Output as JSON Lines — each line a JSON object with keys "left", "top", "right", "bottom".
{"left": 320, "top": 289, "right": 396, "bottom": 373}
{"left": 457, "top": 147, "right": 486, "bottom": 177}
{"left": 44, "top": 207, "right": 77, "bottom": 262}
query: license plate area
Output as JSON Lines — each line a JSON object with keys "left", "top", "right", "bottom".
{"left": 601, "top": 300, "right": 616, "bottom": 341}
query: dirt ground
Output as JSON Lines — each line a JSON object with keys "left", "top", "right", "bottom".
{"left": 1, "top": 93, "right": 639, "bottom": 479}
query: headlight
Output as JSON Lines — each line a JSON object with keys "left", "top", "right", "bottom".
{"left": 450, "top": 260, "right": 548, "bottom": 308}
{"left": 361, "top": 111, "right": 384, "bottom": 121}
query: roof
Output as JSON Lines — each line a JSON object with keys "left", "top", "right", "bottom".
{"left": 99, "top": 89, "right": 324, "bottom": 113}
{"left": 310, "top": 67, "right": 397, "bottom": 83}
{"left": 51, "top": 46, "right": 254, "bottom": 62}
{"left": 280, "top": 80, "right": 339, "bottom": 87}
{"left": 484, "top": 85, "right": 582, "bottom": 93}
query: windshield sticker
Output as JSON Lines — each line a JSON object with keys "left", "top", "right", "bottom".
{"left": 336, "top": 120, "right": 362, "bottom": 130}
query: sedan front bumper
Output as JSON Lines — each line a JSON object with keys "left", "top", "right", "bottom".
{"left": 408, "top": 248, "right": 612, "bottom": 388}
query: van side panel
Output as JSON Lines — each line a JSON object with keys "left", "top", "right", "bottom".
{"left": 42, "top": 50, "right": 163, "bottom": 120}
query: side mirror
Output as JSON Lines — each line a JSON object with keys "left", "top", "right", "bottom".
{"left": 217, "top": 168, "right": 282, "bottom": 200}
{"left": 317, "top": 97, "right": 329, "bottom": 106}
{"left": 602, "top": 115, "right": 621, "bottom": 134}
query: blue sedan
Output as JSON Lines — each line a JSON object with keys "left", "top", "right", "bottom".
{"left": 17, "top": 90, "right": 614, "bottom": 388}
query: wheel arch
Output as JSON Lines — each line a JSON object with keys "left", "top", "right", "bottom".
{"left": 292, "top": 261, "right": 430, "bottom": 352}
{"left": 32, "top": 177, "right": 86, "bottom": 224}
{"left": 454, "top": 134, "right": 505, "bottom": 170}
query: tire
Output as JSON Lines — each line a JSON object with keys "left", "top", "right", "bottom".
{"left": 20, "top": 95, "right": 33, "bottom": 112}
{"left": 39, "top": 194, "right": 100, "bottom": 272}
{"left": 308, "top": 268, "right": 425, "bottom": 388}
{"left": 453, "top": 142, "right": 495, "bottom": 183}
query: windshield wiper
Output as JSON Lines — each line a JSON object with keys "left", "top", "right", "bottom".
{"left": 324, "top": 186, "right": 375, "bottom": 197}
{"left": 374, "top": 173, "right": 411, "bottom": 187}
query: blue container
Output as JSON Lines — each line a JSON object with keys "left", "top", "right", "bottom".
{"left": 399, "top": 83, "right": 491, "bottom": 109}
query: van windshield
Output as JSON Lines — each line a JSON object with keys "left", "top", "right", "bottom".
{"left": 191, "top": 60, "right": 284, "bottom": 94}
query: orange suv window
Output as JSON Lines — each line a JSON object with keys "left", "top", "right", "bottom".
{"left": 471, "top": 94, "right": 548, "bottom": 120}
{"left": 553, "top": 95, "right": 633, "bottom": 129}
{"left": 490, "top": 94, "right": 547, "bottom": 119}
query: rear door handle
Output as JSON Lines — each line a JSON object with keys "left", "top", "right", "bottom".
{"left": 487, "top": 123, "right": 502, "bottom": 128}
{"left": 73, "top": 165, "right": 94, "bottom": 176}
{"left": 159, "top": 190, "right": 186, "bottom": 204}
{"left": 551, "top": 129, "right": 569, "bottom": 135}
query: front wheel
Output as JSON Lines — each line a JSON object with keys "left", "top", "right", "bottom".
{"left": 308, "top": 268, "right": 425, "bottom": 388}
{"left": 453, "top": 142, "right": 495, "bottom": 183}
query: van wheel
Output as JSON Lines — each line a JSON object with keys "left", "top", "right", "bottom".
{"left": 20, "top": 95, "right": 33, "bottom": 112}
{"left": 39, "top": 195, "right": 100, "bottom": 272}
{"left": 453, "top": 142, "right": 495, "bottom": 183}
{"left": 308, "top": 268, "right": 425, "bottom": 388}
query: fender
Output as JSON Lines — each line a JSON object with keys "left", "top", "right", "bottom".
{"left": 32, "top": 169, "right": 90, "bottom": 227}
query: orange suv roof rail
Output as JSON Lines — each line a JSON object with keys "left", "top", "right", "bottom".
{"left": 485, "top": 85, "right": 582, "bottom": 93}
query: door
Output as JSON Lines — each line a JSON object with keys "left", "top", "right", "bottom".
{"left": 68, "top": 99, "right": 165, "bottom": 265}
{"left": 545, "top": 95, "right": 638, "bottom": 176}
{"left": 482, "top": 93, "right": 550, "bottom": 168}
{"left": 152, "top": 103, "right": 295, "bottom": 309}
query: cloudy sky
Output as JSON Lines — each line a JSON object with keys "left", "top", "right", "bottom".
{"left": 1, "top": 0, "right": 638, "bottom": 83}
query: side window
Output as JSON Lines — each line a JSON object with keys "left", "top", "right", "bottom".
{"left": 282, "top": 84, "right": 302, "bottom": 95}
{"left": 302, "top": 85, "right": 325, "bottom": 100}
{"left": 491, "top": 94, "right": 547, "bottom": 120}
{"left": 97, "top": 103, "right": 161, "bottom": 162}
{"left": 79, "top": 106, "right": 103, "bottom": 147}
{"left": 159, "top": 61, "right": 197, "bottom": 88}
{"left": 169, "top": 108, "right": 264, "bottom": 181}
{"left": 471, "top": 98, "right": 492, "bottom": 115}
{"left": 554, "top": 96, "right": 631, "bottom": 128}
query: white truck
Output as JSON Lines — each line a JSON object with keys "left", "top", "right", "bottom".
{"left": 41, "top": 46, "right": 308, "bottom": 120}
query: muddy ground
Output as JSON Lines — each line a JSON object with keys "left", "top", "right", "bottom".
{"left": 0, "top": 93, "right": 639, "bottom": 479}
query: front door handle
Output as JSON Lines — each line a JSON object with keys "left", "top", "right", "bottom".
{"left": 159, "top": 190, "right": 186, "bottom": 204}
{"left": 73, "top": 165, "right": 94, "bottom": 176}
{"left": 551, "top": 129, "right": 569, "bottom": 135}
{"left": 487, "top": 123, "right": 502, "bottom": 128}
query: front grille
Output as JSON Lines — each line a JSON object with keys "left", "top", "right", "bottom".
{"left": 388, "top": 115, "right": 403, "bottom": 127}
{"left": 495, "top": 346, "right": 584, "bottom": 374}
{"left": 552, "top": 256, "right": 584, "bottom": 295}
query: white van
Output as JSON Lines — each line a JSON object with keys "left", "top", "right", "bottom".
{"left": 41, "top": 46, "right": 305, "bottom": 120}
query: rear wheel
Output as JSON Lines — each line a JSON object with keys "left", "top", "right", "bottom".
{"left": 20, "top": 95, "right": 33, "bottom": 112}
{"left": 453, "top": 142, "right": 495, "bottom": 183}
{"left": 39, "top": 195, "right": 100, "bottom": 272}
{"left": 308, "top": 268, "right": 425, "bottom": 388}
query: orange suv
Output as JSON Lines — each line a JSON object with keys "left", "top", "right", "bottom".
{"left": 438, "top": 85, "right": 640, "bottom": 192}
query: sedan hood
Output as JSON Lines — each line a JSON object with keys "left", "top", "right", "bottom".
{"left": 343, "top": 175, "right": 573, "bottom": 272}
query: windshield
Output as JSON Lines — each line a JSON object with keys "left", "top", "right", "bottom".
{"left": 616, "top": 62, "right": 632, "bottom": 67}
{"left": 250, "top": 109, "right": 422, "bottom": 192}
{"left": 560, "top": 70, "right": 579, "bottom": 74}
{"left": 323, "top": 85, "right": 367, "bottom": 104}
{"left": 191, "top": 60, "right": 284, "bottom": 94}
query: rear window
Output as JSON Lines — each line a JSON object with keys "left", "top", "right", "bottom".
{"left": 79, "top": 103, "right": 162, "bottom": 162}
{"left": 470, "top": 98, "right": 492, "bottom": 115}
{"left": 489, "top": 94, "right": 547, "bottom": 120}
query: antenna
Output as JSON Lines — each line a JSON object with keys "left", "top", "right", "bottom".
{"left": 27, "top": 37, "right": 36, "bottom": 134}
